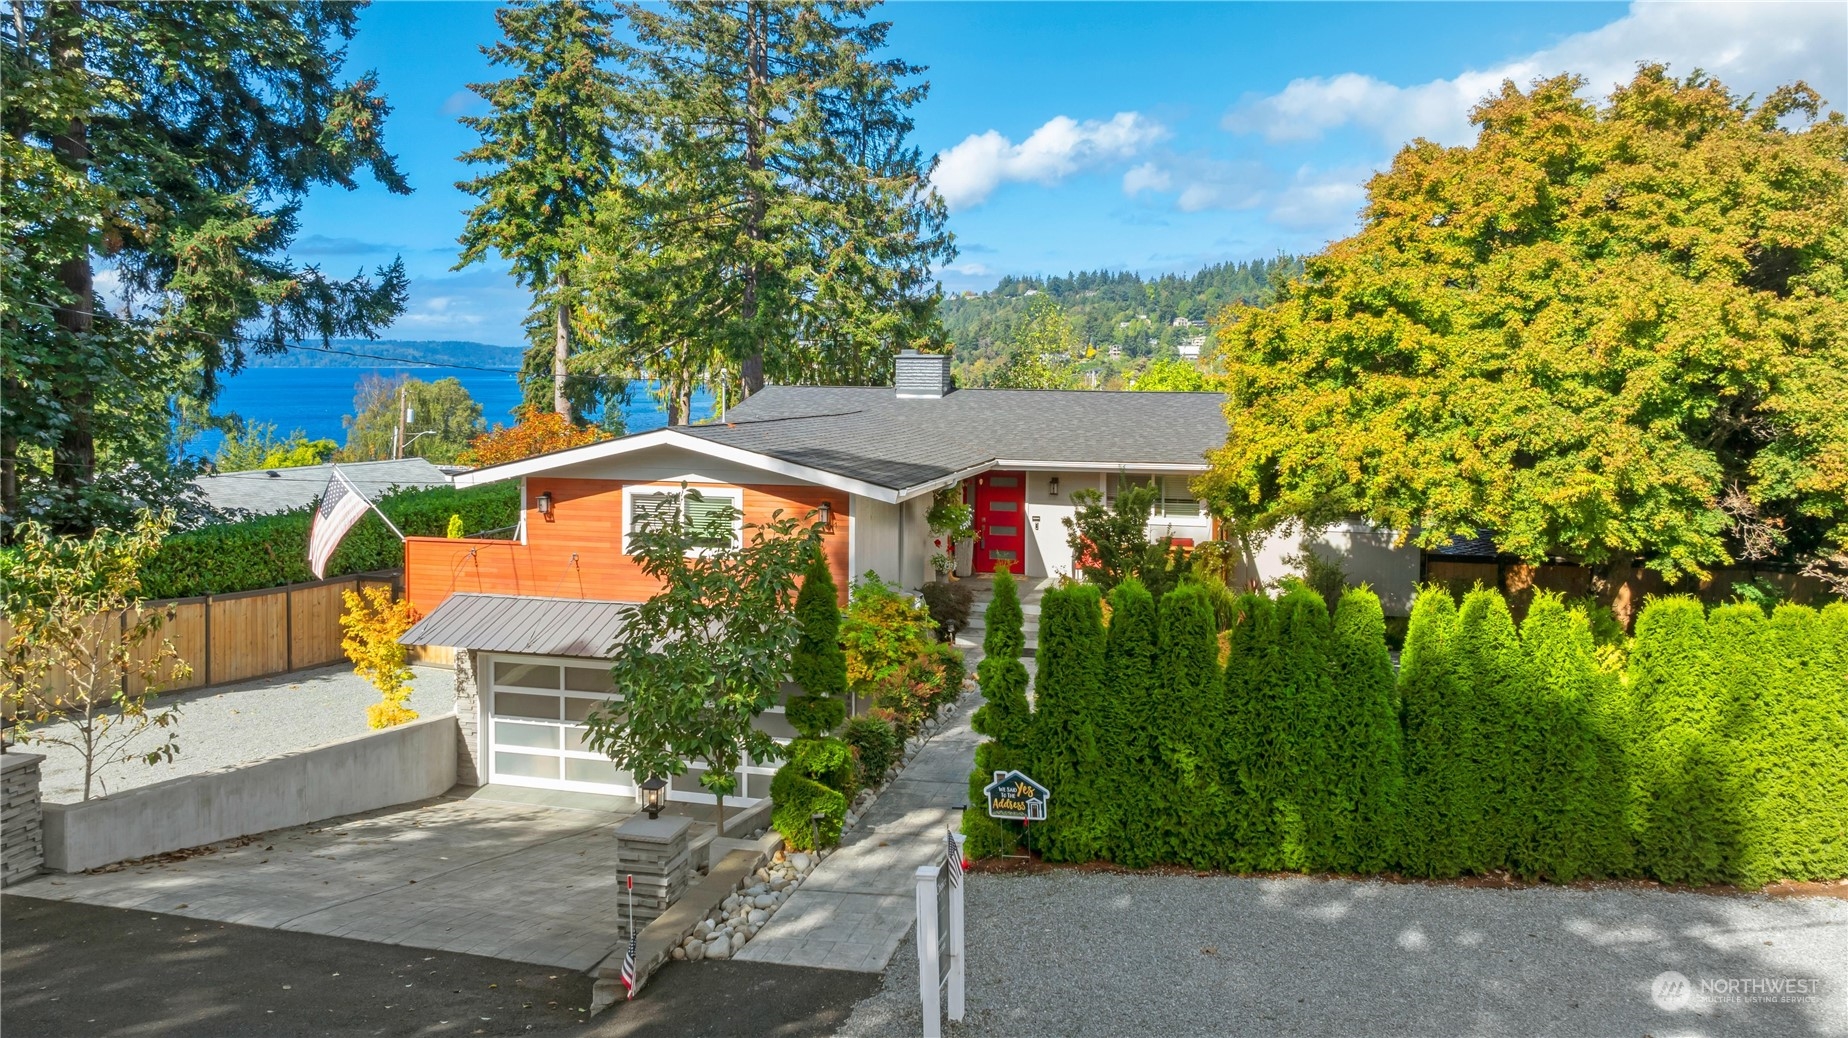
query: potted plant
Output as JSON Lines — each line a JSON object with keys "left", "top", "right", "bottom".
{"left": 925, "top": 487, "right": 974, "bottom": 582}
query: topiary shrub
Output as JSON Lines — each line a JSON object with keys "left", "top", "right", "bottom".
{"left": 1150, "top": 582, "right": 1226, "bottom": 869}
{"left": 845, "top": 713, "right": 902, "bottom": 788}
{"left": 1329, "top": 587, "right": 1405, "bottom": 874}
{"left": 965, "top": 568, "right": 1034, "bottom": 858}
{"left": 1102, "top": 577, "right": 1161, "bottom": 866}
{"left": 919, "top": 582, "right": 974, "bottom": 642}
{"left": 1628, "top": 596, "right": 1738, "bottom": 885}
{"left": 1450, "top": 586, "right": 1533, "bottom": 875}
{"left": 1398, "top": 584, "right": 1463, "bottom": 877}
{"left": 770, "top": 766, "right": 847, "bottom": 851}
{"left": 788, "top": 547, "right": 848, "bottom": 738}
{"left": 1028, "top": 584, "right": 1109, "bottom": 863}
{"left": 1272, "top": 584, "right": 1339, "bottom": 872}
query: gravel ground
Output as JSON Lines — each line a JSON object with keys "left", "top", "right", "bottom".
{"left": 23, "top": 664, "right": 455, "bottom": 802}
{"left": 837, "top": 870, "right": 1848, "bottom": 1038}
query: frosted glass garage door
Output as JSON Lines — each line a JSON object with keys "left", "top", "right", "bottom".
{"left": 485, "top": 655, "right": 634, "bottom": 795}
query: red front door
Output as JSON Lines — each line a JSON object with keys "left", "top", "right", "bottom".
{"left": 972, "top": 471, "right": 1027, "bottom": 574}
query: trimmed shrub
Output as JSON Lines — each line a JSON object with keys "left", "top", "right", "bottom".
{"left": 1218, "top": 592, "right": 1282, "bottom": 870}
{"left": 1330, "top": 587, "right": 1405, "bottom": 873}
{"left": 1449, "top": 587, "right": 1533, "bottom": 875}
{"left": 1029, "top": 584, "right": 1110, "bottom": 862}
{"left": 845, "top": 713, "right": 902, "bottom": 788}
{"left": 139, "top": 482, "right": 521, "bottom": 599}
{"left": 919, "top": 582, "right": 974, "bottom": 642}
{"left": 1199, "top": 574, "right": 1241, "bottom": 631}
{"left": 1103, "top": 577, "right": 1161, "bottom": 866}
{"left": 1733, "top": 604, "right": 1848, "bottom": 884}
{"left": 771, "top": 765, "right": 848, "bottom": 852}
{"left": 965, "top": 568, "right": 1034, "bottom": 858}
{"left": 1399, "top": 585, "right": 1463, "bottom": 877}
{"left": 788, "top": 547, "right": 848, "bottom": 738}
{"left": 1272, "top": 584, "right": 1339, "bottom": 871}
{"left": 1516, "top": 593, "right": 1632, "bottom": 880}
{"left": 879, "top": 641, "right": 965, "bottom": 736}
{"left": 1150, "top": 582, "right": 1226, "bottom": 868}
{"left": 1628, "top": 596, "right": 1738, "bottom": 885}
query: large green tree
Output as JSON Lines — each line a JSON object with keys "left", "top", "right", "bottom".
{"left": 986, "top": 296, "right": 1075, "bottom": 389}
{"left": 340, "top": 375, "right": 485, "bottom": 465}
{"left": 456, "top": 0, "right": 622, "bottom": 422}
{"left": 1200, "top": 67, "right": 1848, "bottom": 583}
{"left": 579, "top": 0, "right": 955, "bottom": 401}
{"left": 2, "top": 1, "right": 409, "bottom": 532}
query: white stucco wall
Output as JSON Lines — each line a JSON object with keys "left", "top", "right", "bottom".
{"left": 1023, "top": 470, "right": 1088, "bottom": 578}
{"left": 852, "top": 494, "right": 899, "bottom": 587}
{"left": 1235, "top": 520, "right": 1422, "bottom": 616}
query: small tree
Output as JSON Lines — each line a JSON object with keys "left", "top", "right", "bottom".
{"left": 339, "top": 585, "right": 421, "bottom": 729}
{"left": 1028, "top": 584, "right": 1108, "bottom": 862}
{"left": 788, "top": 547, "right": 847, "bottom": 738}
{"left": 584, "top": 487, "right": 820, "bottom": 831}
{"left": 1064, "top": 481, "right": 1158, "bottom": 593}
{"left": 964, "top": 567, "right": 1033, "bottom": 857}
{"left": 460, "top": 405, "right": 611, "bottom": 466}
{"left": 1, "top": 514, "right": 186, "bottom": 800}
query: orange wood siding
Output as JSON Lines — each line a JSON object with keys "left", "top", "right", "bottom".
{"left": 404, "top": 478, "right": 850, "bottom": 617}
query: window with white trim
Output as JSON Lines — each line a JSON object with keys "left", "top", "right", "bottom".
{"left": 622, "top": 485, "right": 744, "bottom": 553}
{"left": 1105, "top": 473, "right": 1203, "bottom": 519}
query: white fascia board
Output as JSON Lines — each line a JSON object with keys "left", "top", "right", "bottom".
{"left": 894, "top": 459, "right": 999, "bottom": 503}
{"left": 990, "top": 459, "right": 1210, "bottom": 473}
{"left": 453, "top": 428, "right": 905, "bottom": 503}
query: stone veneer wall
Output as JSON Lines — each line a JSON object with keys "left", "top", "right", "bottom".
{"left": 1, "top": 752, "right": 45, "bottom": 886}
{"left": 454, "top": 648, "right": 482, "bottom": 787}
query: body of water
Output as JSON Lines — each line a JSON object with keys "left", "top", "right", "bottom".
{"left": 185, "top": 366, "right": 715, "bottom": 459}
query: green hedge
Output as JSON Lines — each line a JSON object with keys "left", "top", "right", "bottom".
{"left": 1103, "top": 577, "right": 1161, "bottom": 867}
{"left": 1329, "top": 587, "right": 1405, "bottom": 874}
{"left": 1399, "top": 586, "right": 1463, "bottom": 877}
{"left": 140, "top": 482, "right": 521, "bottom": 599}
{"left": 1029, "top": 584, "right": 1108, "bottom": 863}
{"left": 963, "top": 568, "right": 1033, "bottom": 859}
{"left": 1151, "top": 582, "right": 1226, "bottom": 869}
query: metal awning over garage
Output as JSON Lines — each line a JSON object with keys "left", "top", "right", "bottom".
{"left": 400, "top": 593, "right": 635, "bottom": 658}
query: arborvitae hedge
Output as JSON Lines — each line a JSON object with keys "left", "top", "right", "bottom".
{"left": 1628, "top": 596, "right": 1737, "bottom": 885}
{"left": 1450, "top": 588, "right": 1533, "bottom": 874}
{"left": 1103, "top": 577, "right": 1161, "bottom": 866}
{"left": 1330, "top": 587, "right": 1404, "bottom": 873}
{"left": 1029, "top": 584, "right": 1109, "bottom": 862}
{"left": 1399, "top": 585, "right": 1463, "bottom": 877}
{"left": 1218, "top": 592, "right": 1281, "bottom": 870}
{"left": 1272, "top": 585, "right": 1339, "bottom": 871}
{"left": 1734, "top": 604, "right": 1848, "bottom": 884}
{"left": 964, "top": 568, "right": 1033, "bottom": 858}
{"left": 1152, "top": 582, "right": 1226, "bottom": 868}
{"left": 788, "top": 547, "right": 848, "bottom": 738}
{"left": 1517, "top": 593, "right": 1632, "bottom": 880}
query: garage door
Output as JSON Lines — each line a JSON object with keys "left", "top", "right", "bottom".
{"left": 482, "top": 653, "right": 787, "bottom": 805}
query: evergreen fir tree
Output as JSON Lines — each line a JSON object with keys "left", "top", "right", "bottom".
{"left": 1399, "top": 586, "right": 1462, "bottom": 876}
{"left": 788, "top": 547, "right": 847, "bottom": 738}
{"left": 1330, "top": 587, "right": 1406, "bottom": 873}
{"left": 1103, "top": 577, "right": 1160, "bottom": 865}
{"left": 1152, "top": 583, "right": 1226, "bottom": 868}
{"left": 1628, "top": 596, "right": 1736, "bottom": 884}
{"left": 964, "top": 569, "right": 1033, "bottom": 857}
{"left": 1028, "top": 585, "right": 1109, "bottom": 862}
{"left": 457, "top": 0, "right": 624, "bottom": 420}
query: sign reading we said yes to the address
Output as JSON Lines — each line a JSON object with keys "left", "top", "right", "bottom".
{"left": 984, "top": 770, "right": 1050, "bottom": 821}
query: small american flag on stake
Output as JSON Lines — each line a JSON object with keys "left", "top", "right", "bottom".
{"left": 307, "top": 467, "right": 374, "bottom": 579}
{"left": 945, "top": 826, "right": 964, "bottom": 887}
{"left": 619, "top": 874, "right": 638, "bottom": 999}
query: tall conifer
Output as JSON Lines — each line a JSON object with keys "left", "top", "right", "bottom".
{"left": 1029, "top": 585, "right": 1109, "bottom": 862}
{"left": 1628, "top": 596, "right": 1735, "bottom": 884}
{"left": 1399, "top": 586, "right": 1462, "bottom": 876}
{"left": 1152, "top": 583, "right": 1226, "bottom": 868}
{"left": 964, "top": 569, "right": 1032, "bottom": 856}
{"left": 1219, "top": 593, "right": 1281, "bottom": 870}
{"left": 788, "top": 547, "right": 847, "bottom": 737}
{"left": 1330, "top": 587, "right": 1405, "bottom": 873}
{"left": 1104, "top": 578, "right": 1161, "bottom": 866}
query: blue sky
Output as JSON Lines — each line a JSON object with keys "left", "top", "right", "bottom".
{"left": 293, "top": 1, "right": 1848, "bottom": 347}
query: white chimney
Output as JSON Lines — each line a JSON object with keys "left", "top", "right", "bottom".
{"left": 894, "top": 349, "right": 953, "bottom": 399}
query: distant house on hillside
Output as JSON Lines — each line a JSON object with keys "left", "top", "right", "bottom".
{"left": 193, "top": 457, "right": 451, "bottom": 517}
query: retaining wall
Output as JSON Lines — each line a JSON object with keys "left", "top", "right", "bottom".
{"left": 42, "top": 715, "right": 457, "bottom": 873}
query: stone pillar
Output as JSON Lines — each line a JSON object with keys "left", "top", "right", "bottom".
{"left": 614, "top": 814, "right": 693, "bottom": 936}
{"left": 454, "top": 649, "right": 483, "bottom": 787}
{"left": 1, "top": 752, "right": 45, "bottom": 886}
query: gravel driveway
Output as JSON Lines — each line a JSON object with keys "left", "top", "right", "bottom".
{"left": 838, "top": 870, "right": 1848, "bottom": 1038}
{"left": 22, "top": 663, "right": 454, "bottom": 802}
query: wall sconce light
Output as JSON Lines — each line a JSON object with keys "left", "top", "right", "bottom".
{"left": 818, "top": 500, "right": 835, "bottom": 532}
{"left": 640, "top": 775, "right": 667, "bottom": 819}
{"left": 1048, "top": 477, "right": 1060, "bottom": 496}
{"left": 536, "top": 491, "right": 553, "bottom": 517}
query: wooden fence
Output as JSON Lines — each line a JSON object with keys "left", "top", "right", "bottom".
{"left": 2, "top": 571, "right": 413, "bottom": 708}
{"left": 1421, "top": 558, "right": 1834, "bottom": 627}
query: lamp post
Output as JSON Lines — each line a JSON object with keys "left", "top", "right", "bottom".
{"left": 640, "top": 776, "right": 666, "bottom": 820}
{"left": 810, "top": 810, "right": 828, "bottom": 852}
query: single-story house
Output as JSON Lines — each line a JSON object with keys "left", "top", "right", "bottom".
{"left": 399, "top": 350, "right": 1418, "bottom": 805}
{"left": 193, "top": 457, "right": 452, "bottom": 517}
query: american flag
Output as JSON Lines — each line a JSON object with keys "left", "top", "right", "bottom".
{"left": 307, "top": 468, "right": 372, "bottom": 579}
{"left": 618, "top": 930, "right": 638, "bottom": 998}
{"left": 945, "top": 827, "right": 964, "bottom": 887}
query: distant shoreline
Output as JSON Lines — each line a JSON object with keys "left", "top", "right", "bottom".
{"left": 247, "top": 339, "right": 524, "bottom": 370}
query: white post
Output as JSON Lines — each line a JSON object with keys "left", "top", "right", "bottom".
{"left": 916, "top": 863, "right": 942, "bottom": 1038}
{"left": 948, "top": 832, "right": 967, "bottom": 1021}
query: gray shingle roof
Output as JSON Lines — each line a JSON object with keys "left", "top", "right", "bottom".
{"left": 400, "top": 593, "right": 636, "bottom": 657}
{"left": 681, "top": 386, "right": 1227, "bottom": 494}
{"left": 193, "top": 458, "right": 452, "bottom": 516}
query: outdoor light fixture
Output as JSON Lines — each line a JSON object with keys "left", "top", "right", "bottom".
{"left": 536, "top": 491, "right": 553, "bottom": 517}
{"left": 640, "top": 776, "right": 667, "bottom": 819}
{"left": 810, "top": 810, "right": 829, "bottom": 851}
{"left": 818, "top": 500, "right": 834, "bottom": 532}
{"left": 1048, "top": 477, "right": 1060, "bottom": 496}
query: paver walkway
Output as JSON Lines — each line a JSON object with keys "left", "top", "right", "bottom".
{"left": 8, "top": 792, "right": 644, "bottom": 971}
{"left": 736, "top": 574, "right": 1049, "bottom": 973}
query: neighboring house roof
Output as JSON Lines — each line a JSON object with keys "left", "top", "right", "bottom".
{"left": 455, "top": 385, "right": 1228, "bottom": 503}
{"left": 1426, "top": 532, "right": 1500, "bottom": 558}
{"left": 194, "top": 458, "right": 452, "bottom": 516}
{"left": 400, "top": 593, "right": 635, "bottom": 656}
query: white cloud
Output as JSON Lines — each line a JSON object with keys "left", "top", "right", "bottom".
{"left": 1121, "top": 162, "right": 1172, "bottom": 197}
{"left": 932, "top": 112, "right": 1169, "bottom": 210}
{"left": 1224, "top": 1, "right": 1847, "bottom": 146}
{"left": 1267, "top": 169, "right": 1371, "bottom": 230}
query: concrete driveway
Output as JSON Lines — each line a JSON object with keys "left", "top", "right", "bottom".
{"left": 7, "top": 792, "right": 643, "bottom": 971}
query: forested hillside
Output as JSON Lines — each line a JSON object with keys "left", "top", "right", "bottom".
{"left": 940, "top": 257, "right": 1302, "bottom": 378}
{"left": 246, "top": 339, "right": 524, "bottom": 369}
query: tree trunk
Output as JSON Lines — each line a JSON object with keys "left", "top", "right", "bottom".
{"left": 739, "top": 2, "right": 768, "bottom": 397}
{"left": 51, "top": 7, "right": 95, "bottom": 525}
{"left": 553, "top": 276, "right": 572, "bottom": 423}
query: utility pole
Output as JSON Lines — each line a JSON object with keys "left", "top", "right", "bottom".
{"left": 394, "top": 382, "right": 408, "bottom": 459}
